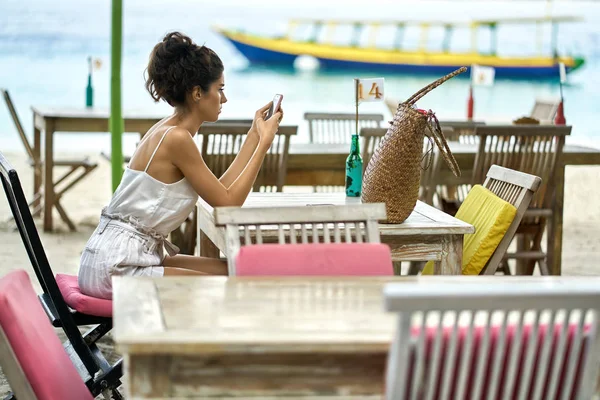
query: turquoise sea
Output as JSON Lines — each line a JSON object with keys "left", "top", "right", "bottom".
{"left": 1, "top": 0, "right": 600, "bottom": 154}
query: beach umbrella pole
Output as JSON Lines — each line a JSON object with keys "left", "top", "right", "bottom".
{"left": 110, "top": 0, "right": 124, "bottom": 191}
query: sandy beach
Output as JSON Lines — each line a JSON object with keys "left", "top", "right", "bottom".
{"left": 0, "top": 150, "right": 599, "bottom": 397}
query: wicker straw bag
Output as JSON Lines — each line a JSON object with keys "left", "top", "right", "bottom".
{"left": 361, "top": 67, "right": 465, "bottom": 223}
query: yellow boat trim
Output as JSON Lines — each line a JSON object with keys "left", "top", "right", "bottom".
{"left": 217, "top": 28, "right": 578, "bottom": 68}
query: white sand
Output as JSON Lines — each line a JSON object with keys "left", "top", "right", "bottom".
{"left": 0, "top": 150, "right": 599, "bottom": 397}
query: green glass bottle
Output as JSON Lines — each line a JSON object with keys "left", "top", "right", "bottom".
{"left": 86, "top": 56, "right": 93, "bottom": 108}
{"left": 345, "top": 134, "right": 363, "bottom": 197}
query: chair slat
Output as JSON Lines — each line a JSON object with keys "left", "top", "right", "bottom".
{"left": 501, "top": 312, "right": 525, "bottom": 400}
{"left": 410, "top": 314, "right": 428, "bottom": 400}
{"left": 439, "top": 313, "right": 459, "bottom": 400}
{"left": 471, "top": 311, "right": 491, "bottom": 400}
{"left": 256, "top": 226, "right": 263, "bottom": 245}
{"left": 300, "top": 225, "right": 308, "bottom": 244}
{"left": 323, "top": 223, "right": 331, "bottom": 243}
{"left": 559, "top": 311, "right": 586, "bottom": 400}
{"left": 546, "top": 310, "right": 573, "bottom": 400}
{"left": 455, "top": 314, "right": 476, "bottom": 400}
{"left": 244, "top": 225, "right": 251, "bottom": 246}
{"left": 424, "top": 311, "right": 446, "bottom": 400}
{"left": 333, "top": 223, "right": 341, "bottom": 243}
{"left": 516, "top": 311, "right": 542, "bottom": 400}
{"left": 487, "top": 311, "right": 509, "bottom": 400}
{"left": 531, "top": 310, "right": 556, "bottom": 400}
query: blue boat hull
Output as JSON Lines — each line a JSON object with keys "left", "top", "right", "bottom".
{"left": 225, "top": 37, "right": 571, "bottom": 79}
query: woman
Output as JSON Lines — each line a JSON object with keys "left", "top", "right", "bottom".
{"left": 78, "top": 32, "right": 283, "bottom": 299}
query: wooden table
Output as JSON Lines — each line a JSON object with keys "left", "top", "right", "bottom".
{"left": 113, "top": 275, "right": 588, "bottom": 399}
{"left": 197, "top": 193, "right": 474, "bottom": 275}
{"left": 112, "top": 276, "right": 398, "bottom": 399}
{"left": 32, "top": 107, "right": 162, "bottom": 232}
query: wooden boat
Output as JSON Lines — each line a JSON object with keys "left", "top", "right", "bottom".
{"left": 213, "top": 16, "right": 584, "bottom": 79}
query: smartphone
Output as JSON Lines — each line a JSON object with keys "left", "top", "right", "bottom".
{"left": 265, "top": 94, "right": 283, "bottom": 120}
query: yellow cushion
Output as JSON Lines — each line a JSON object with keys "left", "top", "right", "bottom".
{"left": 423, "top": 185, "right": 517, "bottom": 275}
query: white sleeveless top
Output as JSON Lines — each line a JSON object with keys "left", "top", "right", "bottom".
{"left": 78, "top": 126, "right": 199, "bottom": 299}
{"left": 103, "top": 126, "right": 198, "bottom": 237}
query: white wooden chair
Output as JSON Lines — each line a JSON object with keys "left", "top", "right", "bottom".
{"left": 198, "top": 122, "right": 297, "bottom": 192}
{"left": 478, "top": 165, "right": 542, "bottom": 274}
{"left": 214, "top": 203, "right": 387, "bottom": 274}
{"left": 473, "top": 125, "right": 571, "bottom": 275}
{"left": 417, "top": 165, "right": 541, "bottom": 276}
{"left": 357, "top": 127, "right": 387, "bottom": 167}
{"left": 530, "top": 98, "right": 560, "bottom": 122}
{"left": 384, "top": 278, "right": 600, "bottom": 400}
{"left": 304, "top": 112, "right": 383, "bottom": 144}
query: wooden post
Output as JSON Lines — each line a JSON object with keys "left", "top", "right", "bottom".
{"left": 110, "top": 0, "right": 124, "bottom": 192}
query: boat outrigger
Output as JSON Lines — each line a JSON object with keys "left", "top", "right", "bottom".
{"left": 214, "top": 16, "right": 584, "bottom": 79}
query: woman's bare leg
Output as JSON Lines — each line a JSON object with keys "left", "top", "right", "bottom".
{"left": 163, "top": 267, "right": 207, "bottom": 276}
{"left": 163, "top": 254, "right": 228, "bottom": 275}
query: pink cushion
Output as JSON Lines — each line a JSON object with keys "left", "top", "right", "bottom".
{"left": 401, "top": 323, "right": 590, "bottom": 399}
{"left": 56, "top": 274, "right": 112, "bottom": 317}
{"left": 0, "top": 270, "right": 93, "bottom": 400}
{"left": 235, "top": 243, "right": 393, "bottom": 276}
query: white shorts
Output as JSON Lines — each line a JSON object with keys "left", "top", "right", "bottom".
{"left": 78, "top": 217, "right": 164, "bottom": 300}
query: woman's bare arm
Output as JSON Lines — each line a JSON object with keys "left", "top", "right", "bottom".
{"left": 218, "top": 130, "right": 259, "bottom": 188}
{"left": 169, "top": 112, "right": 282, "bottom": 207}
{"left": 218, "top": 102, "right": 282, "bottom": 188}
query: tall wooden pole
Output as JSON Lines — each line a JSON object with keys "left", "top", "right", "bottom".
{"left": 110, "top": 0, "right": 124, "bottom": 191}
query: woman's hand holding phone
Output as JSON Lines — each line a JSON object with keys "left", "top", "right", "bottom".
{"left": 254, "top": 96, "right": 284, "bottom": 148}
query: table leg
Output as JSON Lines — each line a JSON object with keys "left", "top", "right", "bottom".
{"left": 549, "top": 163, "right": 565, "bottom": 275}
{"left": 33, "top": 118, "right": 42, "bottom": 213}
{"left": 43, "top": 120, "right": 54, "bottom": 232}
{"left": 435, "top": 235, "right": 463, "bottom": 275}
{"left": 199, "top": 230, "right": 220, "bottom": 258}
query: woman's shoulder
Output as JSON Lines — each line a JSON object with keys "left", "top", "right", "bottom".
{"left": 162, "top": 126, "right": 194, "bottom": 146}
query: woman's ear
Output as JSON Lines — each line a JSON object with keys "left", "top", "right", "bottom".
{"left": 192, "top": 87, "right": 202, "bottom": 102}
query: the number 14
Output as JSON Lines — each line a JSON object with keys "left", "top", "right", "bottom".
{"left": 358, "top": 83, "right": 383, "bottom": 99}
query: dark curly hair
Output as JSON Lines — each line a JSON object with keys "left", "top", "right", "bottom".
{"left": 145, "top": 32, "right": 224, "bottom": 107}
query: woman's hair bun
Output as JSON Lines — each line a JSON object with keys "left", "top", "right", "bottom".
{"left": 145, "top": 31, "right": 223, "bottom": 106}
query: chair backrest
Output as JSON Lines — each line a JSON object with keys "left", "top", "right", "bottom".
{"left": 304, "top": 112, "right": 383, "bottom": 144}
{"left": 0, "top": 151, "right": 101, "bottom": 377}
{"left": 422, "top": 165, "right": 540, "bottom": 276}
{"left": 473, "top": 125, "right": 571, "bottom": 210}
{"left": 0, "top": 270, "right": 93, "bottom": 400}
{"left": 437, "top": 120, "right": 486, "bottom": 144}
{"left": 359, "top": 127, "right": 386, "bottom": 167}
{"left": 384, "top": 278, "right": 600, "bottom": 400}
{"left": 480, "top": 165, "right": 541, "bottom": 274}
{"left": 198, "top": 123, "right": 297, "bottom": 192}
{"left": 214, "top": 203, "right": 387, "bottom": 275}
{"left": 530, "top": 98, "right": 560, "bottom": 121}
{"left": 1, "top": 88, "right": 35, "bottom": 160}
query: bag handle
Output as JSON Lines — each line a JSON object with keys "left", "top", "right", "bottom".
{"left": 424, "top": 111, "right": 461, "bottom": 177}
{"left": 406, "top": 67, "right": 467, "bottom": 106}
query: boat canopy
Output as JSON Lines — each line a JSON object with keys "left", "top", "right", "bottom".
{"left": 285, "top": 16, "right": 583, "bottom": 56}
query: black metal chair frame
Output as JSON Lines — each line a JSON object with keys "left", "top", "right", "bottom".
{"left": 0, "top": 151, "right": 122, "bottom": 399}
